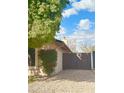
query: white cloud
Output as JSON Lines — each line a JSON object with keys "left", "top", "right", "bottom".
{"left": 59, "top": 26, "right": 66, "bottom": 34}
{"left": 69, "top": 0, "right": 77, "bottom": 3}
{"left": 77, "top": 19, "right": 90, "bottom": 31}
{"left": 62, "top": 8, "right": 78, "bottom": 18}
{"left": 68, "top": 31, "right": 95, "bottom": 47}
{"left": 69, "top": 31, "right": 95, "bottom": 40}
{"left": 72, "top": 0, "right": 95, "bottom": 12}
{"left": 67, "top": 19, "right": 95, "bottom": 45}
{"left": 62, "top": 0, "right": 95, "bottom": 18}
{"left": 55, "top": 26, "right": 66, "bottom": 40}
{"left": 64, "top": 19, "right": 95, "bottom": 52}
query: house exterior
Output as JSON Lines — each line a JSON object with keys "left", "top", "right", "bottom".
{"left": 28, "top": 40, "right": 71, "bottom": 76}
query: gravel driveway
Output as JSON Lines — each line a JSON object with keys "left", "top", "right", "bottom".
{"left": 29, "top": 70, "right": 95, "bottom": 93}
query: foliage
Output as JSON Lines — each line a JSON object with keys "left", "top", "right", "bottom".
{"left": 39, "top": 49, "right": 57, "bottom": 76}
{"left": 80, "top": 44, "right": 95, "bottom": 53}
{"left": 28, "top": 0, "right": 69, "bottom": 48}
{"left": 28, "top": 76, "right": 37, "bottom": 83}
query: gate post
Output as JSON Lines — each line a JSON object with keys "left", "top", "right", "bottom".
{"left": 91, "top": 51, "right": 94, "bottom": 70}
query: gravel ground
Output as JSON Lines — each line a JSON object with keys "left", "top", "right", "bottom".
{"left": 29, "top": 70, "right": 95, "bottom": 93}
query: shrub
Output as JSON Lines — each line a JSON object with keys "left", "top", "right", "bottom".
{"left": 28, "top": 76, "right": 37, "bottom": 83}
{"left": 39, "top": 49, "right": 57, "bottom": 76}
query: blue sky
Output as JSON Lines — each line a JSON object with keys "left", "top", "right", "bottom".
{"left": 61, "top": 10, "right": 95, "bottom": 35}
{"left": 56, "top": 0, "right": 95, "bottom": 47}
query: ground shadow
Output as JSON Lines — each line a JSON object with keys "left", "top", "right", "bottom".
{"left": 47, "top": 70, "right": 95, "bottom": 82}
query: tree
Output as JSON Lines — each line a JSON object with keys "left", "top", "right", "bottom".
{"left": 28, "top": 0, "right": 69, "bottom": 48}
{"left": 80, "top": 43, "right": 95, "bottom": 53}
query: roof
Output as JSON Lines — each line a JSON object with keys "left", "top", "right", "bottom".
{"left": 54, "top": 39, "right": 71, "bottom": 53}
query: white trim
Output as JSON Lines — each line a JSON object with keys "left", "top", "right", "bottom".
{"left": 91, "top": 51, "right": 94, "bottom": 70}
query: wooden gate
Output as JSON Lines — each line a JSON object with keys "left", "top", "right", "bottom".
{"left": 63, "top": 53, "right": 91, "bottom": 70}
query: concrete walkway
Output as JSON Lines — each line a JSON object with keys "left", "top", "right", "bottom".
{"left": 29, "top": 70, "right": 95, "bottom": 93}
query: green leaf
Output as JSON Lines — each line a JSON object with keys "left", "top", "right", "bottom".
{"left": 28, "top": 0, "right": 69, "bottom": 48}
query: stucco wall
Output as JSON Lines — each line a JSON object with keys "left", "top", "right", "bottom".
{"left": 54, "top": 48, "right": 63, "bottom": 74}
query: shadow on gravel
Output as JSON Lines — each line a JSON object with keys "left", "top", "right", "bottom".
{"left": 47, "top": 70, "right": 95, "bottom": 82}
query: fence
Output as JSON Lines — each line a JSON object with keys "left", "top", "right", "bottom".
{"left": 63, "top": 51, "right": 95, "bottom": 70}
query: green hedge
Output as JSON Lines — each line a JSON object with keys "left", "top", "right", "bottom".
{"left": 39, "top": 49, "right": 57, "bottom": 76}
